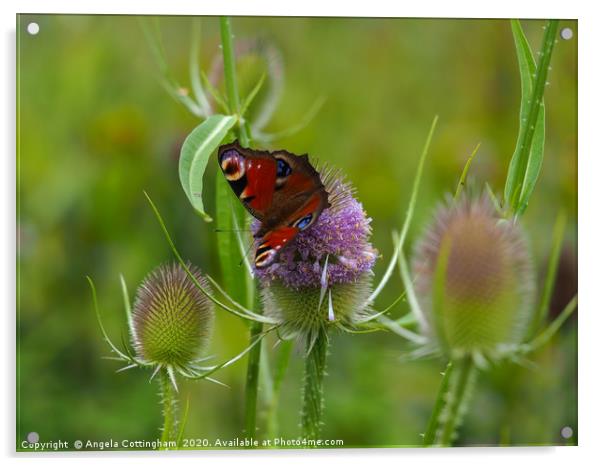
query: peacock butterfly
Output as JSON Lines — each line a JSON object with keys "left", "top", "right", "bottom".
{"left": 218, "top": 141, "right": 330, "bottom": 268}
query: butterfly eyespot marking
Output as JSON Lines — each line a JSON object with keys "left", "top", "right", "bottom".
{"left": 220, "top": 150, "right": 246, "bottom": 181}
{"left": 293, "top": 214, "right": 314, "bottom": 231}
{"left": 276, "top": 158, "right": 292, "bottom": 178}
{"left": 274, "top": 158, "right": 292, "bottom": 189}
{"left": 255, "top": 246, "right": 278, "bottom": 268}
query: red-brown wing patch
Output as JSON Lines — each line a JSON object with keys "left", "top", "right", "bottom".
{"left": 242, "top": 158, "right": 277, "bottom": 215}
{"left": 255, "top": 226, "right": 299, "bottom": 268}
{"left": 277, "top": 170, "right": 315, "bottom": 195}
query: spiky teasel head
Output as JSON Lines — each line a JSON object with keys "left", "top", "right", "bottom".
{"left": 412, "top": 193, "right": 535, "bottom": 361}
{"left": 255, "top": 169, "right": 378, "bottom": 344}
{"left": 131, "top": 263, "right": 215, "bottom": 370}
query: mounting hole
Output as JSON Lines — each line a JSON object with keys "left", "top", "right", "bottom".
{"left": 27, "top": 432, "right": 39, "bottom": 444}
{"left": 561, "top": 426, "right": 573, "bottom": 439}
{"left": 560, "top": 27, "right": 573, "bottom": 40}
{"left": 27, "top": 22, "right": 40, "bottom": 35}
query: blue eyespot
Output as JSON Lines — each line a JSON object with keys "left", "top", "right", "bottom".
{"left": 276, "top": 159, "right": 292, "bottom": 178}
{"left": 295, "top": 214, "right": 313, "bottom": 230}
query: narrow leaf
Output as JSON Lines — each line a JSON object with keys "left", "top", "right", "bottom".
{"left": 119, "top": 274, "right": 135, "bottom": 340}
{"left": 527, "top": 295, "right": 577, "bottom": 352}
{"left": 504, "top": 19, "right": 559, "bottom": 215}
{"left": 178, "top": 114, "right": 236, "bottom": 221}
{"left": 87, "top": 276, "right": 130, "bottom": 361}
{"left": 200, "top": 70, "right": 230, "bottom": 114}
{"left": 504, "top": 19, "right": 537, "bottom": 208}
{"left": 454, "top": 143, "right": 480, "bottom": 200}
{"left": 240, "top": 72, "right": 266, "bottom": 118}
{"left": 189, "top": 20, "right": 212, "bottom": 117}
{"left": 528, "top": 211, "right": 566, "bottom": 337}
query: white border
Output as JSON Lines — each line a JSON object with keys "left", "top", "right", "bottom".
{"left": 1, "top": 0, "right": 583, "bottom": 18}
{"left": 3, "top": 1, "right": 599, "bottom": 465}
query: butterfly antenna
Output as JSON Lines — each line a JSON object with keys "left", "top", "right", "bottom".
{"left": 239, "top": 240, "right": 255, "bottom": 267}
{"left": 214, "top": 228, "right": 251, "bottom": 233}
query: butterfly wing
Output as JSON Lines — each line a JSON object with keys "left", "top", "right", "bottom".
{"left": 254, "top": 190, "right": 328, "bottom": 268}
{"left": 218, "top": 141, "right": 330, "bottom": 269}
{"left": 254, "top": 226, "right": 298, "bottom": 268}
{"left": 218, "top": 142, "right": 277, "bottom": 221}
{"left": 257, "top": 151, "right": 330, "bottom": 235}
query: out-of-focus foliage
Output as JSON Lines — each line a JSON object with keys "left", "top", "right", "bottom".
{"left": 17, "top": 15, "right": 577, "bottom": 448}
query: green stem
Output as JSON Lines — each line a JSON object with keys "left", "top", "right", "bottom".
{"left": 220, "top": 16, "right": 251, "bottom": 146}
{"left": 437, "top": 356, "right": 476, "bottom": 446}
{"left": 301, "top": 329, "right": 329, "bottom": 442}
{"left": 423, "top": 361, "right": 453, "bottom": 446}
{"left": 219, "top": 16, "right": 262, "bottom": 441}
{"left": 159, "top": 369, "right": 178, "bottom": 448}
{"left": 244, "top": 320, "right": 262, "bottom": 440}
{"left": 267, "top": 339, "right": 294, "bottom": 438}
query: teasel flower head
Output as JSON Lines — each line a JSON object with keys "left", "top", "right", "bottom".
{"left": 412, "top": 193, "right": 535, "bottom": 360}
{"left": 131, "top": 263, "right": 215, "bottom": 370}
{"left": 254, "top": 169, "right": 378, "bottom": 344}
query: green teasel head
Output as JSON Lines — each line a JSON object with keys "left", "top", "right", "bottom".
{"left": 131, "top": 263, "right": 215, "bottom": 369}
{"left": 412, "top": 194, "right": 535, "bottom": 359}
{"left": 261, "top": 274, "right": 373, "bottom": 344}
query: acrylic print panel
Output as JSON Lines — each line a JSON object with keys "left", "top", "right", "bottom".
{"left": 16, "top": 14, "right": 577, "bottom": 451}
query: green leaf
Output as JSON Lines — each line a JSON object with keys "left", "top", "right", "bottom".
{"left": 527, "top": 295, "right": 577, "bottom": 352}
{"left": 87, "top": 276, "right": 130, "bottom": 362}
{"left": 454, "top": 142, "right": 480, "bottom": 200}
{"left": 119, "top": 274, "right": 134, "bottom": 338}
{"left": 178, "top": 114, "right": 236, "bottom": 222}
{"left": 240, "top": 72, "right": 266, "bottom": 118}
{"left": 200, "top": 70, "right": 230, "bottom": 114}
{"left": 504, "top": 19, "right": 543, "bottom": 213}
{"left": 504, "top": 19, "right": 559, "bottom": 215}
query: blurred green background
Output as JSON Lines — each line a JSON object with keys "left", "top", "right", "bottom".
{"left": 17, "top": 15, "right": 577, "bottom": 449}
